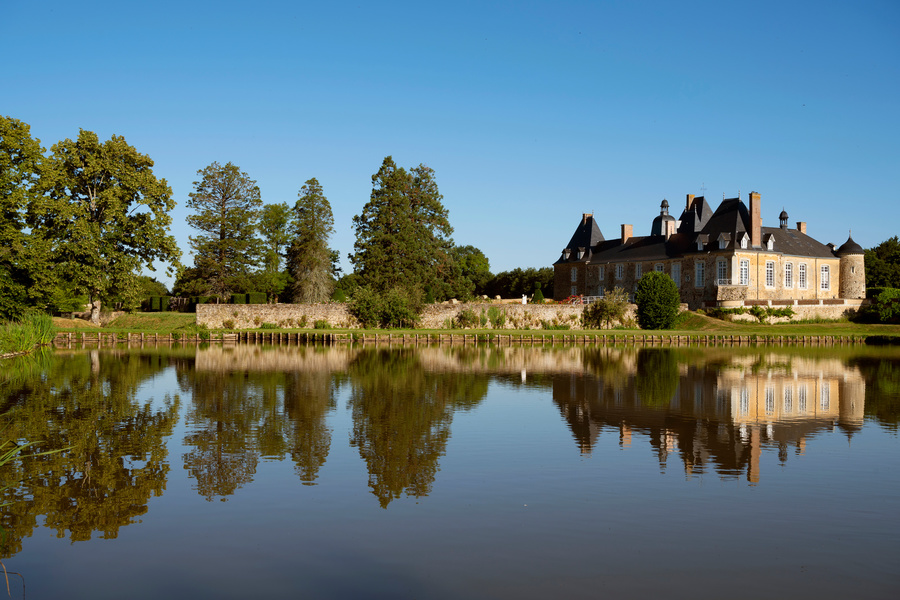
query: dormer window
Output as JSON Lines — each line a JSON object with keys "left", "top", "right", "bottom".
{"left": 740, "top": 234, "right": 749, "bottom": 249}
{"left": 577, "top": 247, "right": 585, "bottom": 259}
{"left": 563, "top": 249, "right": 571, "bottom": 260}
{"left": 697, "top": 239, "right": 704, "bottom": 251}
{"left": 767, "top": 238, "right": 774, "bottom": 250}
{"left": 719, "top": 239, "right": 727, "bottom": 250}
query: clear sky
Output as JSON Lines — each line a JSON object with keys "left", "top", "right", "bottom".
{"left": 6, "top": 0, "right": 899, "bottom": 288}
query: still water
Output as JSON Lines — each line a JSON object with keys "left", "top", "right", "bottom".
{"left": 1, "top": 344, "right": 899, "bottom": 599}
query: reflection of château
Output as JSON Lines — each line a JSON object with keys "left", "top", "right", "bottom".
{"left": 553, "top": 350, "right": 866, "bottom": 484}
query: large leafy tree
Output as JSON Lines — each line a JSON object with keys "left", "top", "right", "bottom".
{"left": 186, "top": 162, "right": 262, "bottom": 297}
{"left": 634, "top": 271, "right": 680, "bottom": 329}
{"left": 350, "top": 157, "right": 454, "bottom": 297}
{"left": 0, "top": 116, "right": 46, "bottom": 318}
{"left": 865, "top": 236, "right": 900, "bottom": 289}
{"left": 29, "top": 129, "right": 180, "bottom": 320}
{"left": 288, "top": 178, "right": 335, "bottom": 303}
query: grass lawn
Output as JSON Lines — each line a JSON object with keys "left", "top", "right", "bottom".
{"left": 49, "top": 310, "right": 900, "bottom": 339}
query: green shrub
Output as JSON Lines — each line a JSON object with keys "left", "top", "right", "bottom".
{"left": 332, "top": 289, "right": 347, "bottom": 302}
{"left": 533, "top": 282, "right": 545, "bottom": 304}
{"left": 313, "top": 319, "right": 330, "bottom": 329}
{"left": 479, "top": 309, "right": 489, "bottom": 327}
{"left": 349, "top": 286, "right": 384, "bottom": 328}
{"left": 455, "top": 309, "right": 479, "bottom": 329}
{"left": 223, "top": 319, "right": 235, "bottom": 329}
{"left": 634, "top": 272, "right": 680, "bottom": 330}
{"left": 541, "top": 321, "right": 570, "bottom": 330}
{"left": 231, "top": 294, "right": 247, "bottom": 305}
{"left": 382, "top": 287, "right": 420, "bottom": 328}
{"left": 487, "top": 306, "right": 506, "bottom": 328}
{"left": 583, "top": 288, "right": 629, "bottom": 329}
{"left": 260, "top": 322, "right": 278, "bottom": 329}
{"left": 247, "top": 292, "right": 267, "bottom": 304}
{"left": 875, "top": 288, "right": 900, "bottom": 323}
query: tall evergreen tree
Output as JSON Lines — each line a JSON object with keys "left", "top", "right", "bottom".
{"left": 288, "top": 178, "right": 334, "bottom": 303}
{"left": 30, "top": 129, "right": 180, "bottom": 319}
{"left": 350, "top": 157, "right": 454, "bottom": 296}
{"left": 186, "top": 162, "right": 262, "bottom": 297}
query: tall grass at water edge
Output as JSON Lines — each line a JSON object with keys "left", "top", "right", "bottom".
{"left": 0, "top": 313, "right": 55, "bottom": 356}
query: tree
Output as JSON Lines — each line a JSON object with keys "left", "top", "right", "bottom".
{"left": 865, "top": 236, "right": 900, "bottom": 290}
{"left": 29, "top": 129, "right": 180, "bottom": 321}
{"left": 350, "top": 157, "right": 454, "bottom": 297}
{"left": 186, "top": 162, "right": 262, "bottom": 298}
{"left": 451, "top": 244, "right": 492, "bottom": 297}
{"left": 634, "top": 271, "right": 680, "bottom": 330}
{"left": 258, "top": 202, "right": 293, "bottom": 271}
{"left": 0, "top": 116, "right": 46, "bottom": 318}
{"left": 288, "top": 178, "right": 335, "bottom": 303}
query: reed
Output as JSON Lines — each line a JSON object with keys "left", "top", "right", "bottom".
{"left": 0, "top": 313, "right": 55, "bottom": 356}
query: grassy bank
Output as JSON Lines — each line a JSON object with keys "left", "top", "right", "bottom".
{"left": 48, "top": 311, "right": 900, "bottom": 340}
{"left": 0, "top": 313, "right": 55, "bottom": 357}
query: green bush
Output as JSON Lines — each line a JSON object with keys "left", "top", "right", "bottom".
{"left": 231, "top": 294, "right": 247, "bottom": 305}
{"left": 150, "top": 296, "right": 160, "bottom": 311}
{"left": 455, "top": 309, "right": 479, "bottom": 329}
{"left": 349, "top": 286, "right": 384, "bottom": 328}
{"left": 332, "top": 289, "right": 347, "bottom": 302}
{"left": 541, "top": 321, "right": 570, "bottom": 330}
{"left": 875, "top": 288, "right": 900, "bottom": 323}
{"left": 583, "top": 288, "right": 629, "bottom": 329}
{"left": 247, "top": 292, "right": 267, "bottom": 304}
{"left": 487, "top": 306, "right": 506, "bottom": 328}
{"left": 260, "top": 322, "right": 278, "bottom": 329}
{"left": 313, "top": 319, "right": 330, "bottom": 329}
{"left": 634, "top": 272, "right": 680, "bottom": 330}
{"left": 381, "top": 287, "right": 420, "bottom": 328}
{"left": 223, "top": 319, "right": 235, "bottom": 329}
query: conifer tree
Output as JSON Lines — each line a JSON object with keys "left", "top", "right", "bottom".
{"left": 288, "top": 178, "right": 334, "bottom": 303}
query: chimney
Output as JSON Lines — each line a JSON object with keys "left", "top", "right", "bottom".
{"left": 621, "top": 224, "right": 632, "bottom": 244}
{"left": 796, "top": 221, "right": 806, "bottom": 234}
{"left": 686, "top": 194, "right": 695, "bottom": 211}
{"left": 749, "top": 191, "right": 761, "bottom": 247}
{"left": 582, "top": 213, "right": 592, "bottom": 225}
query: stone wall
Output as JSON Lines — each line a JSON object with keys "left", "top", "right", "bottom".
{"left": 196, "top": 297, "right": 862, "bottom": 330}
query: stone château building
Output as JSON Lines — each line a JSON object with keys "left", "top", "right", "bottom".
{"left": 553, "top": 192, "right": 865, "bottom": 310}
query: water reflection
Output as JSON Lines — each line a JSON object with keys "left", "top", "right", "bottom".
{"left": 0, "top": 349, "right": 180, "bottom": 558}
{"left": 554, "top": 347, "right": 870, "bottom": 483}
{"left": 2, "top": 343, "right": 899, "bottom": 561}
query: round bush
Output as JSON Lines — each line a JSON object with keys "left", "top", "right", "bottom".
{"left": 634, "top": 272, "right": 680, "bottom": 330}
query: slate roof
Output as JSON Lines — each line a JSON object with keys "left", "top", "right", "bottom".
{"left": 555, "top": 195, "right": 842, "bottom": 265}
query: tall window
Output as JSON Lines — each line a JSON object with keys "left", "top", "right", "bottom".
{"left": 717, "top": 260, "right": 727, "bottom": 283}
{"left": 597, "top": 266, "right": 605, "bottom": 280}
{"left": 671, "top": 263, "right": 681, "bottom": 287}
{"left": 765, "top": 261, "right": 775, "bottom": 287}
{"left": 765, "top": 387, "right": 775, "bottom": 415}
{"left": 616, "top": 264, "right": 624, "bottom": 280}
{"left": 635, "top": 263, "right": 642, "bottom": 279}
{"left": 655, "top": 263, "right": 663, "bottom": 272}
{"left": 784, "top": 262, "right": 793, "bottom": 288}
{"left": 695, "top": 261, "right": 705, "bottom": 287}
{"left": 740, "top": 259, "right": 750, "bottom": 285}
{"left": 570, "top": 267, "right": 577, "bottom": 283}
{"left": 784, "top": 388, "right": 793, "bottom": 413}
{"left": 799, "top": 263, "right": 808, "bottom": 289}
{"left": 820, "top": 265, "right": 830, "bottom": 290}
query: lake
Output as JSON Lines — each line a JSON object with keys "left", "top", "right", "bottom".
{"left": 1, "top": 343, "right": 899, "bottom": 599}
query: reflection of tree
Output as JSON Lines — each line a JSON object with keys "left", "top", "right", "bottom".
{"left": 636, "top": 349, "right": 679, "bottom": 407}
{"left": 0, "top": 351, "right": 178, "bottom": 557}
{"left": 179, "top": 369, "right": 262, "bottom": 501}
{"left": 847, "top": 356, "right": 900, "bottom": 429}
{"left": 348, "top": 349, "right": 488, "bottom": 508}
{"left": 179, "top": 347, "right": 341, "bottom": 496}
{"left": 284, "top": 367, "right": 336, "bottom": 485}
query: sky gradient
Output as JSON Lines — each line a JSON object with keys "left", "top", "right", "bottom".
{"left": 6, "top": 0, "right": 899, "bottom": 287}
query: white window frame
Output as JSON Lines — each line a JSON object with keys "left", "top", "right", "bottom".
{"left": 799, "top": 263, "right": 808, "bottom": 289}
{"left": 740, "top": 259, "right": 750, "bottom": 286}
{"left": 635, "top": 263, "right": 642, "bottom": 279}
{"left": 571, "top": 267, "right": 577, "bottom": 283}
{"left": 655, "top": 263, "right": 664, "bottom": 273}
{"left": 784, "top": 262, "right": 793, "bottom": 288}
{"left": 820, "top": 265, "right": 830, "bottom": 290}
{"left": 765, "top": 261, "right": 775, "bottom": 288}
{"left": 716, "top": 260, "right": 727, "bottom": 284}
{"left": 671, "top": 263, "right": 681, "bottom": 287}
{"left": 616, "top": 264, "right": 624, "bottom": 280}
{"left": 597, "top": 265, "right": 605, "bottom": 280}
{"left": 741, "top": 235, "right": 748, "bottom": 249}
{"left": 695, "top": 261, "right": 705, "bottom": 287}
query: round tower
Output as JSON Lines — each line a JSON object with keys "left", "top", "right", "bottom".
{"left": 836, "top": 233, "right": 865, "bottom": 300}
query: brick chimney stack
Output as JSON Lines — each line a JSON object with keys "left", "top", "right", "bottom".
{"left": 797, "top": 221, "right": 807, "bottom": 234}
{"left": 621, "top": 224, "right": 632, "bottom": 244}
{"left": 582, "top": 213, "right": 592, "bottom": 224}
{"left": 749, "top": 192, "right": 762, "bottom": 247}
{"left": 686, "top": 194, "right": 695, "bottom": 211}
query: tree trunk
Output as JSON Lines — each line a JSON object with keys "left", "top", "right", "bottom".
{"left": 90, "top": 300, "right": 102, "bottom": 325}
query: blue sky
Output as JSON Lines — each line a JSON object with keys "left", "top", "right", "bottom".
{"left": 6, "top": 0, "right": 899, "bottom": 288}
